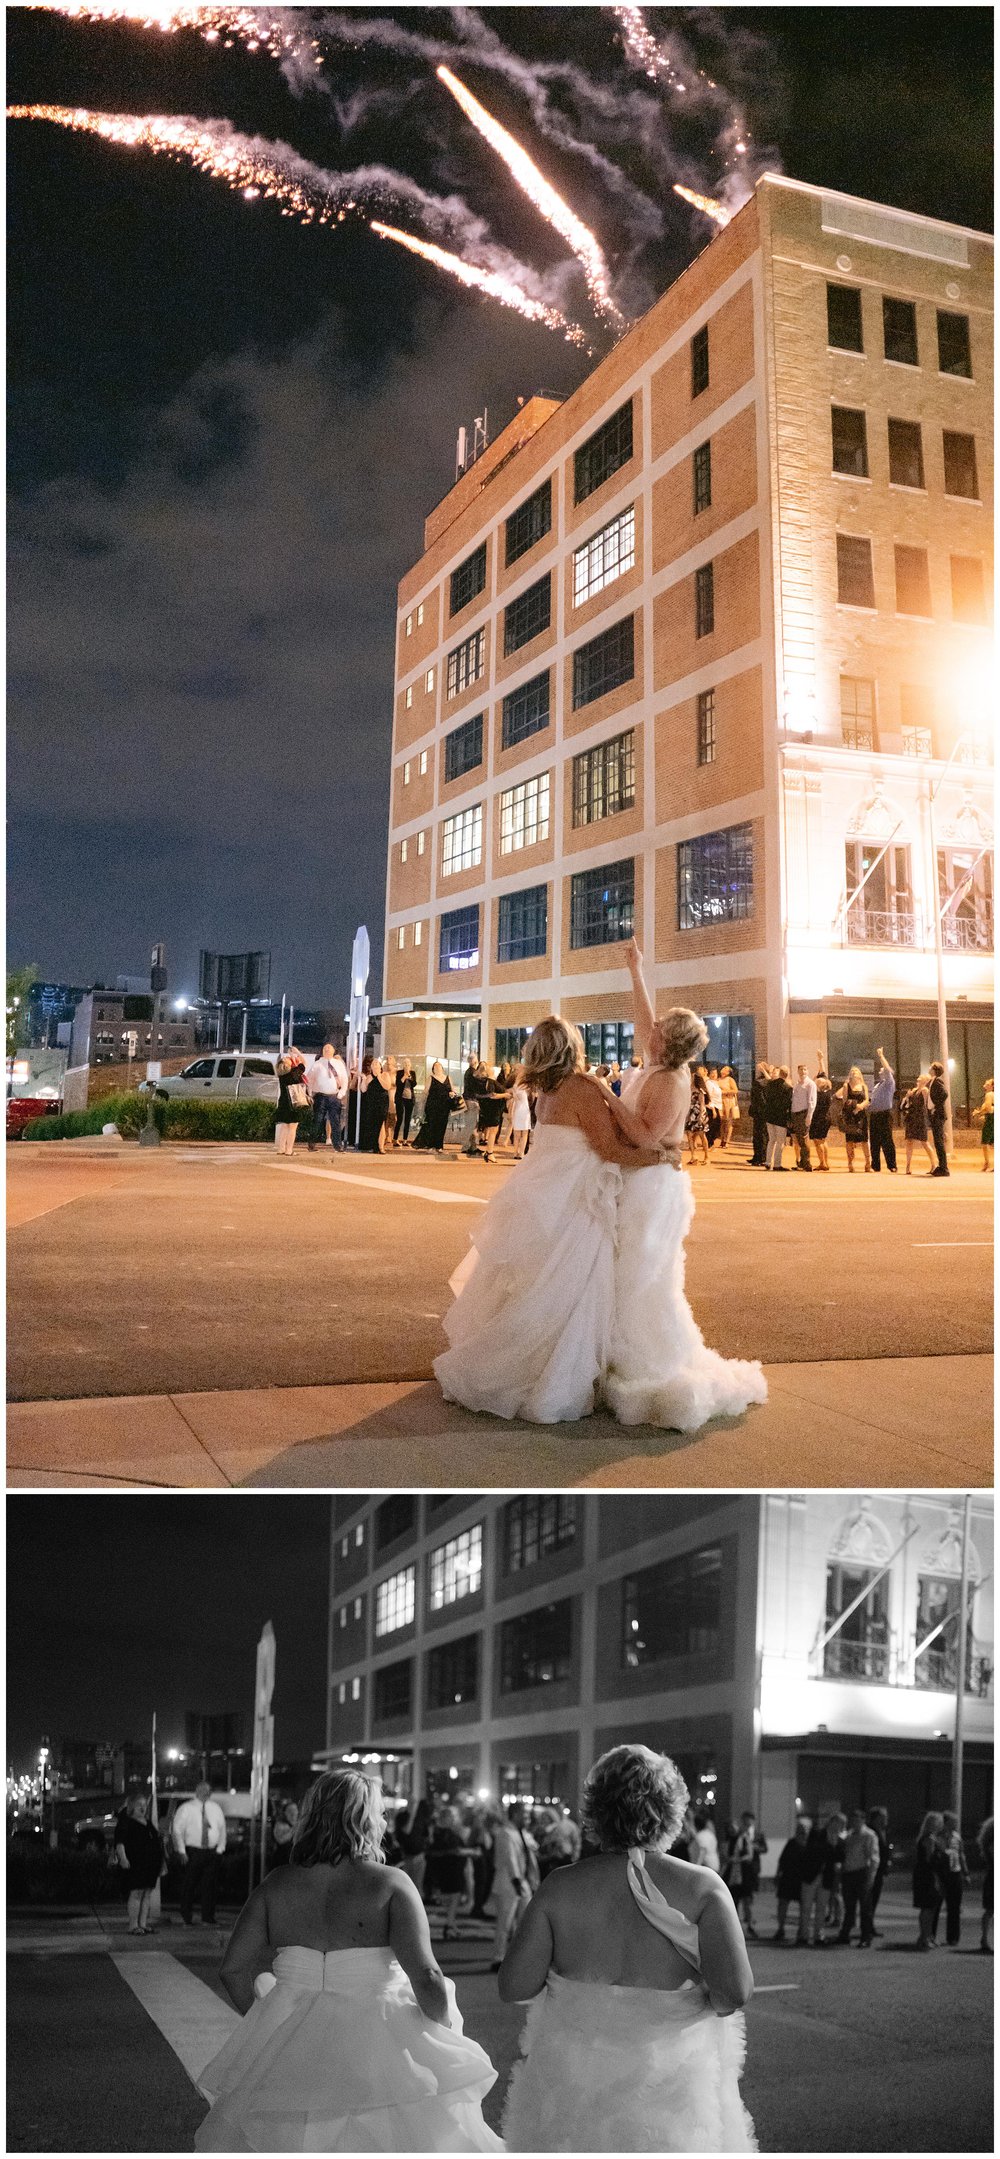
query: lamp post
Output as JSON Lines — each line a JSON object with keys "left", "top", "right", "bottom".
{"left": 951, "top": 1493, "right": 973, "bottom": 1827}
{"left": 925, "top": 733, "right": 987, "bottom": 1158}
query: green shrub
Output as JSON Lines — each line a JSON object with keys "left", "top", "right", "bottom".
{"left": 27, "top": 1092, "right": 157, "bottom": 1141}
{"left": 27, "top": 1093, "right": 309, "bottom": 1144}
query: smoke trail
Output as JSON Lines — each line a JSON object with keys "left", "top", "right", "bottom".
{"left": 370, "top": 223, "right": 590, "bottom": 348}
{"left": 21, "top": 4, "right": 326, "bottom": 82}
{"left": 673, "top": 182, "right": 731, "bottom": 229}
{"left": 436, "top": 64, "right": 624, "bottom": 331}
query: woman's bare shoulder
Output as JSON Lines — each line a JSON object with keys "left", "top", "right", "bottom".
{"left": 644, "top": 1850, "right": 724, "bottom": 1914}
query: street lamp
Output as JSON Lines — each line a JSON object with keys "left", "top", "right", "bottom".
{"left": 925, "top": 727, "right": 990, "bottom": 1156}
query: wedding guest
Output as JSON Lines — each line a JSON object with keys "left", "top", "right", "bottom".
{"left": 810, "top": 1064, "right": 833, "bottom": 1171}
{"left": 913, "top": 1811, "right": 947, "bottom": 1949}
{"left": 941, "top": 1810, "right": 971, "bottom": 1946}
{"left": 836, "top": 1810, "right": 879, "bottom": 1946}
{"left": 972, "top": 1077, "right": 994, "bottom": 1171}
{"left": 489, "top": 1807, "right": 533, "bottom": 1971}
{"left": 900, "top": 1074, "right": 934, "bottom": 1174}
{"left": 763, "top": 1066, "right": 793, "bottom": 1170}
{"left": 927, "top": 1062, "right": 950, "bottom": 1177}
{"left": 173, "top": 1782, "right": 227, "bottom": 1927}
{"left": 413, "top": 1062, "right": 462, "bottom": 1154}
{"left": 358, "top": 1058, "right": 389, "bottom": 1153}
{"left": 868, "top": 1047, "right": 898, "bottom": 1173}
{"left": 509, "top": 1075, "right": 533, "bottom": 1158}
{"left": 838, "top": 1065, "right": 871, "bottom": 1173}
{"left": 978, "top": 1817, "right": 993, "bottom": 1953}
{"left": 867, "top": 1808, "right": 893, "bottom": 1932}
{"left": 271, "top": 1801, "right": 299, "bottom": 1867}
{"left": 692, "top": 1809, "right": 720, "bottom": 1872}
{"left": 749, "top": 1062, "right": 771, "bottom": 1167}
{"left": 274, "top": 1050, "right": 307, "bottom": 1157}
{"left": 789, "top": 1063, "right": 817, "bottom": 1171}
{"left": 306, "top": 1042, "right": 348, "bottom": 1153}
{"left": 393, "top": 1060, "right": 417, "bottom": 1147}
{"left": 704, "top": 1068, "right": 723, "bottom": 1147}
{"left": 773, "top": 1819, "right": 810, "bottom": 1942}
{"left": 725, "top": 1812, "right": 767, "bottom": 1937}
{"left": 381, "top": 1057, "right": 398, "bottom": 1151}
{"left": 685, "top": 1070, "right": 710, "bottom": 1167}
{"left": 115, "top": 1793, "right": 163, "bottom": 1936}
{"left": 428, "top": 1806, "right": 469, "bottom": 1940}
{"left": 395, "top": 1795, "right": 432, "bottom": 1894}
{"left": 719, "top": 1067, "right": 739, "bottom": 1146}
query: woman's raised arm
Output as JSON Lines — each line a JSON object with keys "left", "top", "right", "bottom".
{"left": 626, "top": 939, "right": 658, "bottom": 1062}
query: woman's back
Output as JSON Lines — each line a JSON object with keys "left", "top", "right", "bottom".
{"left": 261, "top": 1858, "right": 396, "bottom": 1951}
{"left": 543, "top": 1850, "right": 709, "bottom": 1990}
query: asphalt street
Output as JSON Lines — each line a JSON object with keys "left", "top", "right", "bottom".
{"left": 6, "top": 1886, "right": 994, "bottom": 2153}
{"left": 7, "top": 1139, "right": 993, "bottom": 1402}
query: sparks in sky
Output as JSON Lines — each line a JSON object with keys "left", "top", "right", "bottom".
{"left": 370, "top": 222, "right": 590, "bottom": 349}
{"left": 21, "top": 3, "right": 323, "bottom": 70}
{"left": 8, "top": 104, "right": 350, "bottom": 224}
{"left": 673, "top": 181, "right": 732, "bottom": 228}
{"left": 435, "top": 63, "right": 624, "bottom": 331}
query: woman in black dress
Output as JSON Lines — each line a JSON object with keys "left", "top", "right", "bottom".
{"left": 809, "top": 1065, "right": 833, "bottom": 1172}
{"left": 478, "top": 1067, "right": 508, "bottom": 1162}
{"left": 900, "top": 1074, "right": 934, "bottom": 1175}
{"left": 427, "top": 1805, "right": 470, "bottom": 1939}
{"left": 837, "top": 1064, "right": 871, "bottom": 1172}
{"left": 274, "top": 1051, "right": 307, "bottom": 1157}
{"left": 913, "top": 1811, "right": 947, "bottom": 1949}
{"left": 115, "top": 1794, "right": 164, "bottom": 1935}
{"left": 358, "top": 1058, "right": 389, "bottom": 1153}
{"left": 413, "top": 1062, "right": 462, "bottom": 1153}
{"left": 394, "top": 1061, "right": 417, "bottom": 1147}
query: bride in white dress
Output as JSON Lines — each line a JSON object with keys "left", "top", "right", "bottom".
{"left": 601, "top": 943, "right": 768, "bottom": 1429}
{"left": 499, "top": 1743, "right": 757, "bottom": 2153}
{"left": 434, "top": 1015, "right": 667, "bottom": 1423}
{"left": 195, "top": 1768, "right": 502, "bottom": 2152}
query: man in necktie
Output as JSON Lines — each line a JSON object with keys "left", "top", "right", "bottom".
{"left": 173, "top": 1780, "right": 227, "bottom": 1925}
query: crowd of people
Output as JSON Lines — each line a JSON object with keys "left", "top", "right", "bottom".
{"left": 272, "top": 1038, "right": 992, "bottom": 1177}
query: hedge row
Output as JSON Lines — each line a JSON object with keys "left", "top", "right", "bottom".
{"left": 27, "top": 1093, "right": 312, "bottom": 1143}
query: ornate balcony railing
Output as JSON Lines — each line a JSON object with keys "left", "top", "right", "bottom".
{"left": 914, "top": 1640, "right": 994, "bottom": 1697}
{"left": 845, "top": 908, "right": 920, "bottom": 948}
{"left": 823, "top": 1636, "right": 890, "bottom": 1682}
{"left": 940, "top": 911, "right": 994, "bottom": 952}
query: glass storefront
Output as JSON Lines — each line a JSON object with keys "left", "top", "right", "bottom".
{"left": 826, "top": 1015, "right": 993, "bottom": 1123}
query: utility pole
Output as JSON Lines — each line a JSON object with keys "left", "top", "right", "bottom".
{"left": 951, "top": 1494, "right": 972, "bottom": 1825}
{"left": 140, "top": 942, "right": 167, "bottom": 1147}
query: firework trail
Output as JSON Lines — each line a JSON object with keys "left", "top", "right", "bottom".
{"left": 673, "top": 182, "right": 731, "bottom": 229}
{"left": 21, "top": 3, "right": 325, "bottom": 74}
{"left": 370, "top": 223, "right": 590, "bottom": 348}
{"left": 436, "top": 63, "right": 624, "bottom": 330}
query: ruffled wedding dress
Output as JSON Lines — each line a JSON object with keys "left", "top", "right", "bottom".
{"left": 603, "top": 1160, "right": 767, "bottom": 1430}
{"left": 502, "top": 1850, "right": 756, "bottom": 2153}
{"left": 434, "top": 1125, "right": 621, "bottom": 1422}
{"left": 194, "top": 1945, "right": 503, "bottom": 2152}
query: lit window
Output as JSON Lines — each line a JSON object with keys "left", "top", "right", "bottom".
{"left": 697, "top": 688, "right": 717, "bottom": 765}
{"left": 397, "top": 926, "right": 405, "bottom": 951}
{"left": 351, "top": 1676, "right": 361, "bottom": 1700}
{"left": 570, "top": 858, "right": 635, "bottom": 947}
{"left": 417, "top": 829, "right": 426, "bottom": 855}
{"left": 400, "top": 839, "right": 408, "bottom": 864}
{"left": 497, "top": 884, "right": 548, "bottom": 963}
{"left": 439, "top": 905, "right": 480, "bottom": 972}
{"left": 499, "top": 771, "right": 551, "bottom": 854}
{"left": 339, "top": 1606, "right": 347, "bottom": 1628}
{"left": 375, "top": 1565, "right": 416, "bottom": 1637}
{"left": 403, "top": 760, "right": 411, "bottom": 785}
{"left": 414, "top": 921, "right": 423, "bottom": 947}
{"left": 405, "top": 613, "right": 413, "bottom": 637}
{"left": 573, "top": 506, "right": 635, "bottom": 606}
{"left": 405, "top": 686, "right": 413, "bottom": 709}
{"left": 677, "top": 825, "right": 753, "bottom": 929}
{"left": 354, "top": 1597, "right": 362, "bottom": 1619}
{"left": 338, "top": 1682, "right": 346, "bottom": 1703}
{"left": 355, "top": 1523, "right": 364, "bottom": 1547}
{"left": 429, "top": 1524, "right": 483, "bottom": 1610}
{"left": 442, "top": 805, "right": 483, "bottom": 876}
{"left": 340, "top": 1536, "right": 348, "bottom": 1558}
{"left": 425, "top": 667, "right": 435, "bottom": 693}
{"left": 572, "top": 730, "right": 636, "bottom": 826}
{"left": 840, "top": 677, "right": 875, "bottom": 750}
{"left": 419, "top": 750, "right": 428, "bottom": 776}
{"left": 417, "top": 602, "right": 425, "bottom": 625}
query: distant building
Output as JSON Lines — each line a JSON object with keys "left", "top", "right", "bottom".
{"left": 21, "top": 981, "right": 86, "bottom": 1050}
{"left": 68, "top": 989, "right": 207, "bottom": 1069}
{"left": 319, "top": 1492, "right": 993, "bottom": 1849}
{"left": 382, "top": 173, "right": 993, "bottom": 1109}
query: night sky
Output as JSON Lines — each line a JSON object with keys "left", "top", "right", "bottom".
{"left": 6, "top": 1495, "right": 331, "bottom": 1770}
{"left": 7, "top": 7, "right": 992, "bottom": 1006}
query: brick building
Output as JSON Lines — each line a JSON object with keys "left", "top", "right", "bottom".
{"left": 318, "top": 1492, "right": 993, "bottom": 1853}
{"left": 380, "top": 173, "right": 993, "bottom": 1109}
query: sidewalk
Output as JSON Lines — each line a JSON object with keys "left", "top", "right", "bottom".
{"left": 7, "top": 1353, "right": 992, "bottom": 1488}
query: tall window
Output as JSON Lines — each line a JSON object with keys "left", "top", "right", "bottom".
{"left": 441, "top": 805, "right": 483, "bottom": 877}
{"left": 446, "top": 627, "right": 486, "bottom": 699}
{"left": 937, "top": 309, "right": 972, "bottom": 377}
{"left": 504, "top": 573, "right": 551, "bottom": 655}
{"left": 894, "top": 545, "right": 932, "bottom": 617}
{"left": 503, "top": 1495, "right": 577, "bottom": 1572}
{"left": 831, "top": 406, "right": 869, "bottom": 477}
{"left": 572, "top": 729, "right": 636, "bottom": 826}
{"left": 439, "top": 905, "right": 480, "bottom": 972}
{"left": 444, "top": 713, "right": 483, "bottom": 783}
{"left": 677, "top": 824, "right": 753, "bottom": 929}
{"left": 574, "top": 400, "right": 633, "bottom": 504}
{"left": 449, "top": 542, "right": 486, "bottom": 616}
{"left": 691, "top": 323, "right": 709, "bottom": 396}
{"left": 695, "top": 563, "right": 715, "bottom": 638}
{"left": 943, "top": 432, "right": 979, "bottom": 499}
{"left": 570, "top": 858, "right": 635, "bottom": 947}
{"left": 883, "top": 295, "right": 918, "bottom": 366}
{"left": 938, "top": 846, "right": 994, "bottom": 951}
{"left": 623, "top": 1547, "right": 722, "bottom": 1665}
{"left": 426, "top": 1634, "right": 479, "bottom": 1710}
{"left": 845, "top": 840, "right": 914, "bottom": 944}
{"left": 900, "top": 682, "right": 934, "bottom": 756}
{"left": 836, "top": 534, "right": 875, "bottom": 609}
{"left": 580, "top": 1019, "right": 635, "bottom": 1067}
{"left": 915, "top": 1573, "right": 977, "bottom": 1693}
{"left": 573, "top": 505, "right": 635, "bottom": 605}
{"left": 375, "top": 1496, "right": 416, "bottom": 1548}
{"left": 499, "top": 1600, "right": 573, "bottom": 1692}
{"left": 495, "top": 1025, "right": 531, "bottom": 1064}
{"left": 887, "top": 418, "right": 924, "bottom": 489}
{"left": 693, "top": 440, "right": 712, "bottom": 513}
{"left": 428, "top": 1523, "right": 483, "bottom": 1610}
{"left": 572, "top": 616, "right": 635, "bottom": 709}
{"left": 697, "top": 687, "right": 717, "bottom": 764}
{"left": 373, "top": 1660, "right": 412, "bottom": 1719}
{"left": 497, "top": 884, "right": 548, "bottom": 963}
{"left": 502, "top": 670, "right": 550, "bottom": 749}
{"left": 823, "top": 1564, "right": 889, "bottom": 1681}
{"left": 506, "top": 479, "right": 552, "bottom": 566}
{"left": 499, "top": 771, "right": 550, "bottom": 854}
{"left": 827, "top": 283, "right": 863, "bottom": 352}
{"left": 951, "top": 556, "right": 986, "bottom": 625}
{"left": 375, "top": 1566, "right": 415, "bottom": 1637}
{"left": 840, "top": 676, "right": 875, "bottom": 750}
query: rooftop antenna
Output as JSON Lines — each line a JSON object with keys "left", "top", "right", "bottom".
{"left": 472, "top": 408, "right": 489, "bottom": 461}
{"left": 455, "top": 424, "right": 468, "bottom": 480}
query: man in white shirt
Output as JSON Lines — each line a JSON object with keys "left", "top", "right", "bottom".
{"left": 789, "top": 1064, "right": 817, "bottom": 1171}
{"left": 173, "top": 1781, "right": 227, "bottom": 1925}
{"left": 306, "top": 1042, "right": 349, "bottom": 1152}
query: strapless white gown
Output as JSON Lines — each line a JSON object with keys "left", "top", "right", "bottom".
{"left": 502, "top": 1851, "right": 757, "bottom": 2153}
{"left": 194, "top": 1945, "right": 503, "bottom": 2152}
{"left": 603, "top": 1163, "right": 767, "bottom": 1430}
{"left": 435, "top": 1125, "right": 620, "bottom": 1422}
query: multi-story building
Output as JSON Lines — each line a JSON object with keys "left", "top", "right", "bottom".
{"left": 318, "top": 1492, "right": 993, "bottom": 1852}
{"left": 380, "top": 173, "right": 992, "bottom": 1112}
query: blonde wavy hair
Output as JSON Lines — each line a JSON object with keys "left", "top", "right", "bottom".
{"left": 582, "top": 1744, "right": 689, "bottom": 1852}
{"left": 650, "top": 1007, "right": 709, "bottom": 1073}
{"left": 291, "top": 1768, "right": 386, "bottom": 1868}
{"left": 519, "top": 1015, "right": 587, "bottom": 1094}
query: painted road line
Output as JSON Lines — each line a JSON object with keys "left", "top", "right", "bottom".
{"left": 272, "top": 1162, "right": 487, "bottom": 1208}
{"left": 751, "top": 1983, "right": 800, "bottom": 1993}
{"left": 111, "top": 1949, "right": 238, "bottom": 2086}
{"left": 912, "top": 1240, "right": 993, "bottom": 1247}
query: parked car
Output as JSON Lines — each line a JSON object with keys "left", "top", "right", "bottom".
{"left": 150, "top": 1053, "right": 283, "bottom": 1103}
{"left": 7, "top": 1096, "right": 60, "bottom": 1139}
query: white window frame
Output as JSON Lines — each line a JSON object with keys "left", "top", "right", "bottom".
{"left": 499, "top": 771, "right": 552, "bottom": 854}
{"left": 417, "top": 602, "right": 425, "bottom": 626}
{"left": 403, "top": 760, "right": 411, "bottom": 785}
{"left": 405, "top": 613, "right": 413, "bottom": 637}
{"left": 442, "top": 804, "right": 484, "bottom": 877}
{"left": 351, "top": 1676, "right": 361, "bottom": 1701}
{"left": 419, "top": 750, "right": 429, "bottom": 776}
{"left": 573, "top": 504, "right": 636, "bottom": 607}
{"left": 338, "top": 1681, "right": 346, "bottom": 1703}
{"left": 397, "top": 926, "right": 405, "bottom": 951}
{"left": 339, "top": 1605, "right": 347, "bottom": 1629}
{"left": 428, "top": 1523, "right": 484, "bottom": 1611}
{"left": 400, "top": 839, "right": 408, "bottom": 864}
{"left": 405, "top": 685, "right": 413, "bottom": 709}
{"left": 414, "top": 921, "right": 423, "bottom": 947}
{"left": 417, "top": 829, "right": 426, "bottom": 856}
{"left": 425, "top": 667, "right": 435, "bottom": 692}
